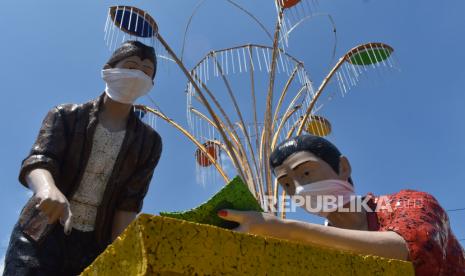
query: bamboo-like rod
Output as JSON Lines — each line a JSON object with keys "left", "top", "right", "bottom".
{"left": 286, "top": 116, "right": 302, "bottom": 139}
{"left": 248, "top": 46, "right": 266, "bottom": 204}
{"left": 263, "top": 11, "right": 284, "bottom": 198}
{"left": 271, "top": 64, "right": 300, "bottom": 134}
{"left": 258, "top": 119, "right": 268, "bottom": 202}
{"left": 140, "top": 105, "right": 229, "bottom": 183}
{"left": 296, "top": 56, "right": 346, "bottom": 135}
{"left": 190, "top": 92, "right": 257, "bottom": 197}
{"left": 155, "top": 34, "right": 246, "bottom": 182}
{"left": 189, "top": 64, "right": 248, "bottom": 182}
{"left": 233, "top": 121, "right": 264, "bottom": 204}
{"left": 271, "top": 104, "right": 301, "bottom": 150}
{"left": 272, "top": 178, "right": 280, "bottom": 212}
{"left": 280, "top": 189, "right": 287, "bottom": 219}
{"left": 190, "top": 108, "right": 239, "bottom": 159}
{"left": 258, "top": 123, "right": 267, "bottom": 175}
{"left": 226, "top": 0, "right": 273, "bottom": 41}
{"left": 208, "top": 140, "right": 237, "bottom": 172}
{"left": 280, "top": 13, "right": 338, "bottom": 65}
{"left": 272, "top": 117, "right": 303, "bottom": 204}
{"left": 189, "top": 106, "right": 255, "bottom": 194}
{"left": 180, "top": 0, "right": 207, "bottom": 62}
{"left": 273, "top": 120, "right": 302, "bottom": 216}
{"left": 208, "top": 138, "right": 264, "bottom": 204}
{"left": 213, "top": 55, "right": 261, "bottom": 195}
{"left": 248, "top": 46, "right": 260, "bottom": 152}
{"left": 190, "top": 70, "right": 243, "bottom": 151}
{"left": 189, "top": 108, "right": 254, "bottom": 193}
{"left": 271, "top": 85, "right": 307, "bottom": 149}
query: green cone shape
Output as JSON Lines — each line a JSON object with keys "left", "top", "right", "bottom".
{"left": 160, "top": 176, "right": 263, "bottom": 229}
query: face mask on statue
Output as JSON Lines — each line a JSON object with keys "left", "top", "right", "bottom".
{"left": 102, "top": 68, "right": 153, "bottom": 104}
{"left": 293, "top": 179, "right": 355, "bottom": 217}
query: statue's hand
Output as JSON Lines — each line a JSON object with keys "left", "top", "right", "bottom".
{"left": 217, "top": 209, "right": 279, "bottom": 236}
{"left": 34, "top": 185, "right": 72, "bottom": 235}
{"left": 26, "top": 169, "right": 73, "bottom": 235}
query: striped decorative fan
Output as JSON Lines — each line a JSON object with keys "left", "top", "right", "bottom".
{"left": 306, "top": 115, "right": 332, "bottom": 137}
{"left": 104, "top": 6, "right": 158, "bottom": 51}
{"left": 275, "top": 0, "right": 320, "bottom": 46}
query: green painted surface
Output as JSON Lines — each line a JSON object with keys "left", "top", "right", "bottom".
{"left": 349, "top": 47, "right": 392, "bottom": 65}
{"left": 160, "top": 176, "right": 263, "bottom": 229}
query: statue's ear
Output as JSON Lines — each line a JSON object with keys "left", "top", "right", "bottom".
{"left": 338, "top": 156, "right": 352, "bottom": 181}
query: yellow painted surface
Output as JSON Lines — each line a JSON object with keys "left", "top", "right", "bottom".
{"left": 82, "top": 214, "right": 414, "bottom": 276}
{"left": 306, "top": 115, "right": 332, "bottom": 137}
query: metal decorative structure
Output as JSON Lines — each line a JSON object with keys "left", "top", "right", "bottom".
{"left": 104, "top": 2, "right": 397, "bottom": 216}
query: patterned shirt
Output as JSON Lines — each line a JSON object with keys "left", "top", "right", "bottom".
{"left": 69, "top": 123, "right": 126, "bottom": 231}
{"left": 367, "top": 190, "right": 465, "bottom": 276}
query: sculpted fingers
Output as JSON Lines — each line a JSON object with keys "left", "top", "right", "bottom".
{"left": 36, "top": 198, "right": 54, "bottom": 218}
{"left": 48, "top": 202, "right": 66, "bottom": 224}
{"left": 61, "top": 205, "right": 73, "bottom": 235}
{"left": 218, "top": 210, "right": 270, "bottom": 235}
{"left": 34, "top": 191, "right": 70, "bottom": 226}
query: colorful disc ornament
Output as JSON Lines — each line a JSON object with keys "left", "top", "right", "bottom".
{"left": 278, "top": 0, "right": 301, "bottom": 9}
{"left": 346, "top": 43, "right": 393, "bottom": 66}
{"left": 134, "top": 107, "right": 147, "bottom": 119}
{"left": 104, "top": 6, "right": 162, "bottom": 51}
{"left": 109, "top": 6, "right": 158, "bottom": 37}
{"left": 305, "top": 115, "right": 332, "bottom": 137}
{"left": 196, "top": 141, "right": 219, "bottom": 167}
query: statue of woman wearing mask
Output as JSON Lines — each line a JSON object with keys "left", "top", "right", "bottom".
{"left": 217, "top": 134, "right": 465, "bottom": 276}
{"left": 3, "top": 41, "right": 162, "bottom": 276}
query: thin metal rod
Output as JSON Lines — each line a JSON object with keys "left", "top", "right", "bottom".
{"left": 225, "top": 0, "right": 274, "bottom": 41}
{"left": 180, "top": 0, "right": 207, "bottom": 62}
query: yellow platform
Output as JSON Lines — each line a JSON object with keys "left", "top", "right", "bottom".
{"left": 81, "top": 214, "right": 413, "bottom": 275}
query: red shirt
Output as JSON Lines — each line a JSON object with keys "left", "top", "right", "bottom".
{"left": 367, "top": 190, "right": 465, "bottom": 276}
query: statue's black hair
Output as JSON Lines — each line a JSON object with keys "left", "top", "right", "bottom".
{"left": 270, "top": 134, "right": 353, "bottom": 185}
{"left": 106, "top": 40, "right": 157, "bottom": 79}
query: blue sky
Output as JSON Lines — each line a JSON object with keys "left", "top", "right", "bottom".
{"left": 1, "top": 0, "right": 464, "bottom": 269}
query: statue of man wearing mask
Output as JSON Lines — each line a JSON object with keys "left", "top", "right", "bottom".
{"left": 218, "top": 134, "right": 465, "bottom": 276}
{"left": 3, "top": 41, "right": 162, "bottom": 275}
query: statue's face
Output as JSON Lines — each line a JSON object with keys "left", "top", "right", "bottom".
{"left": 273, "top": 151, "right": 350, "bottom": 195}
{"left": 112, "top": 56, "right": 155, "bottom": 79}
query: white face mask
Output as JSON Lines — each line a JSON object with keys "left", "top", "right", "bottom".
{"left": 102, "top": 68, "right": 153, "bottom": 104}
{"left": 293, "top": 179, "right": 355, "bottom": 217}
